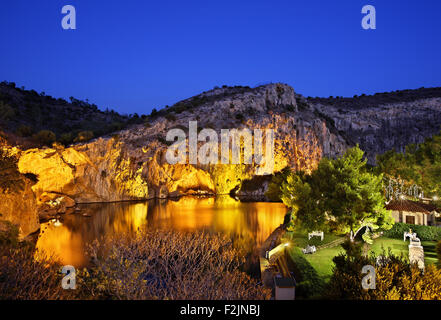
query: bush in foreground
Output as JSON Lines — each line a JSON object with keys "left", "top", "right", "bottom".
{"left": 77, "top": 229, "right": 271, "bottom": 300}
{"left": 0, "top": 221, "right": 72, "bottom": 300}
{"left": 287, "top": 247, "right": 325, "bottom": 299}
{"left": 383, "top": 222, "right": 441, "bottom": 241}
{"left": 326, "top": 240, "right": 441, "bottom": 300}
{"left": 32, "top": 130, "right": 56, "bottom": 146}
{"left": 1, "top": 227, "right": 270, "bottom": 300}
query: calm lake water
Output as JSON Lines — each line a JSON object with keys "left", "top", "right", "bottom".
{"left": 35, "top": 196, "right": 287, "bottom": 271}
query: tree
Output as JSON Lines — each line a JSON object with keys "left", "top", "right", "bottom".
{"left": 377, "top": 131, "right": 441, "bottom": 199}
{"left": 280, "top": 170, "right": 326, "bottom": 232}
{"left": 265, "top": 167, "right": 291, "bottom": 201}
{"left": 281, "top": 146, "right": 393, "bottom": 240}
{"left": 33, "top": 130, "right": 56, "bottom": 146}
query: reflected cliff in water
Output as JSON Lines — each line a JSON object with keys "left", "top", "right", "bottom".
{"left": 35, "top": 196, "right": 287, "bottom": 268}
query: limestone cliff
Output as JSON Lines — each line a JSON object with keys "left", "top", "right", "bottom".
{"left": 18, "top": 139, "right": 149, "bottom": 203}
{"left": 15, "top": 83, "right": 348, "bottom": 204}
{"left": 0, "top": 142, "right": 39, "bottom": 238}
{"left": 4, "top": 83, "right": 441, "bottom": 236}
{"left": 310, "top": 90, "right": 441, "bottom": 163}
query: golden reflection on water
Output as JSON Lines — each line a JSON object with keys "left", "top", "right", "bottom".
{"left": 35, "top": 196, "right": 287, "bottom": 267}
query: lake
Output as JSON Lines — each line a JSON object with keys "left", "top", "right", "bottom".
{"left": 35, "top": 196, "right": 287, "bottom": 274}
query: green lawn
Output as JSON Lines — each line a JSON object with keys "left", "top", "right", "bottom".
{"left": 369, "top": 237, "right": 438, "bottom": 267}
{"left": 287, "top": 235, "right": 439, "bottom": 284}
{"left": 283, "top": 230, "right": 342, "bottom": 248}
{"left": 368, "top": 237, "right": 408, "bottom": 258}
{"left": 284, "top": 230, "right": 345, "bottom": 283}
{"left": 302, "top": 245, "right": 344, "bottom": 281}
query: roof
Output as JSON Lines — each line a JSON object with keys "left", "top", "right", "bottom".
{"left": 385, "top": 200, "right": 438, "bottom": 214}
{"left": 415, "top": 202, "right": 439, "bottom": 212}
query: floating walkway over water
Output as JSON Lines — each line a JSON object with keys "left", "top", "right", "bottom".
{"left": 259, "top": 223, "right": 296, "bottom": 299}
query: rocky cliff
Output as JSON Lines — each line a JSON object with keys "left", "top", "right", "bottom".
{"left": 309, "top": 88, "right": 441, "bottom": 163}
{"left": 0, "top": 141, "right": 39, "bottom": 238}
{"left": 3, "top": 83, "right": 441, "bottom": 236}
{"left": 15, "top": 84, "right": 347, "bottom": 206}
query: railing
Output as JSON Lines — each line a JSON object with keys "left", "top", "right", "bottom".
{"left": 316, "top": 237, "right": 345, "bottom": 250}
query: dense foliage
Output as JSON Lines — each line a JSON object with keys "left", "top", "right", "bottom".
{"left": 280, "top": 146, "right": 393, "bottom": 238}
{"left": 383, "top": 222, "right": 441, "bottom": 241}
{"left": 0, "top": 221, "right": 72, "bottom": 300}
{"left": 287, "top": 247, "right": 325, "bottom": 299}
{"left": 265, "top": 167, "right": 291, "bottom": 201}
{"left": 78, "top": 229, "right": 271, "bottom": 300}
{"left": 377, "top": 131, "right": 441, "bottom": 199}
{"left": 326, "top": 240, "right": 441, "bottom": 300}
{"left": 0, "top": 81, "right": 145, "bottom": 147}
{"left": 307, "top": 86, "right": 441, "bottom": 110}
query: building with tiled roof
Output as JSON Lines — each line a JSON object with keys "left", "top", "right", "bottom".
{"left": 385, "top": 199, "right": 439, "bottom": 226}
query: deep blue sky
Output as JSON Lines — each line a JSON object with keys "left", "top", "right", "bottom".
{"left": 1, "top": 0, "right": 440, "bottom": 115}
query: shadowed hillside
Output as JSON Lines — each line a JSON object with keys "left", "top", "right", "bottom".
{"left": 0, "top": 81, "right": 145, "bottom": 147}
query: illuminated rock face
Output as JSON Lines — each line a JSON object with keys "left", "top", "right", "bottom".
{"left": 18, "top": 139, "right": 149, "bottom": 203}
{"left": 6, "top": 83, "right": 441, "bottom": 236}
{"left": 14, "top": 83, "right": 348, "bottom": 204}
{"left": 0, "top": 144, "right": 39, "bottom": 238}
{"left": 0, "top": 179, "right": 39, "bottom": 238}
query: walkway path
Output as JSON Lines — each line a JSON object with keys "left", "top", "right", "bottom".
{"left": 259, "top": 223, "right": 292, "bottom": 288}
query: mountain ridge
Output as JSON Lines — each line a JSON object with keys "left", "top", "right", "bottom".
{"left": 2, "top": 82, "right": 441, "bottom": 237}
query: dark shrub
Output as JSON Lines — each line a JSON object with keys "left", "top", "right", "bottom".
{"left": 33, "top": 130, "right": 56, "bottom": 146}
{"left": 165, "top": 113, "right": 176, "bottom": 121}
{"left": 0, "top": 222, "right": 74, "bottom": 300}
{"left": 383, "top": 222, "right": 441, "bottom": 241}
{"left": 0, "top": 101, "right": 15, "bottom": 120}
{"left": 0, "top": 148, "right": 25, "bottom": 193}
{"left": 16, "top": 125, "right": 33, "bottom": 137}
{"left": 77, "top": 230, "right": 271, "bottom": 300}
{"left": 59, "top": 132, "right": 73, "bottom": 146}
{"left": 287, "top": 247, "right": 325, "bottom": 299}
{"left": 74, "top": 131, "right": 94, "bottom": 143}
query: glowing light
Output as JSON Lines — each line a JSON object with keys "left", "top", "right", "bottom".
{"left": 35, "top": 196, "right": 287, "bottom": 268}
{"left": 433, "top": 195, "right": 439, "bottom": 201}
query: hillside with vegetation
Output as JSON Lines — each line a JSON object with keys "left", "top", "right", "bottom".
{"left": 0, "top": 81, "right": 145, "bottom": 147}
{"left": 309, "top": 87, "right": 441, "bottom": 163}
{"left": 307, "top": 87, "right": 441, "bottom": 109}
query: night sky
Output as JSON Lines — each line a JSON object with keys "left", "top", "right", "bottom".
{"left": 1, "top": 0, "right": 440, "bottom": 115}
